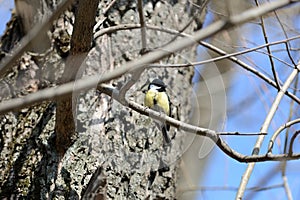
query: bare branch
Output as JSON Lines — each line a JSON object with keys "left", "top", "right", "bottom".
{"left": 228, "top": 0, "right": 296, "bottom": 25}
{"left": 117, "top": 67, "right": 145, "bottom": 105}
{"left": 163, "top": 0, "right": 209, "bottom": 46}
{"left": 273, "top": 9, "right": 297, "bottom": 66}
{"left": 236, "top": 63, "right": 300, "bottom": 199}
{"left": 0, "top": 1, "right": 298, "bottom": 114}
{"left": 198, "top": 42, "right": 300, "bottom": 104}
{"left": 0, "top": 0, "right": 297, "bottom": 159}
{"left": 98, "top": 84, "right": 300, "bottom": 163}
{"left": 116, "top": 0, "right": 148, "bottom": 104}
{"left": 282, "top": 162, "right": 294, "bottom": 200}
{"left": 218, "top": 132, "right": 266, "bottom": 136}
{"left": 62, "top": 0, "right": 99, "bottom": 82}
{"left": 0, "top": 76, "right": 299, "bottom": 163}
{"left": 137, "top": 0, "right": 147, "bottom": 52}
{"left": 95, "top": 23, "right": 300, "bottom": 103}
{"left": 0, "top": 0, "right": 298, "bottom": 115}
{"left": 268, "top": 118, "right": 300, "bottom": 153}
{"left": 178, "top": 184, "right": 284, "bottom": 193}
{"left": 289, "top": 130, "right": 300, "bottom": 156}
{"left": 0, "top": 0, "right": 296, "bottom": 82}
{"left": 255, "top": 0, "right": 281, "bottom": 90}
{"left": 252, "top": 48, "right": 294, "bottom": 68}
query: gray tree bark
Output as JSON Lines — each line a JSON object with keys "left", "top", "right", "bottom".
{"left": 0, "top": 0, "right": 206, "bottom": 199}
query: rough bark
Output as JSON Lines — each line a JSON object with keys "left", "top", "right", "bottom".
{"left": 0, "top": 0, "right": 205, "bottom": 199}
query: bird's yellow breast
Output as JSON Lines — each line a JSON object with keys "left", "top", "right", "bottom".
{"left": 144, "top": 90, "right": 169, "bottom": 115}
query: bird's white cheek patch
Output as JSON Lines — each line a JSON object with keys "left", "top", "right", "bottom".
{"left": 149, "top": 85, "right": 161, "bottom": 90}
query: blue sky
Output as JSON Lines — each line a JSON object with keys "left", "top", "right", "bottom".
{"left": 196, "top": 3, "right": 300, "bottom": 200}
{"left": 1, "top": 1, "right": 299, "bottom": 200}
{"left": 0, "top": 0, "right": 14, "bottom": 36}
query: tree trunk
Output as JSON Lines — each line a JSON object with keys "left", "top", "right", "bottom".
{"left": 0, "top": 0, "right": 205, "bottom": 199}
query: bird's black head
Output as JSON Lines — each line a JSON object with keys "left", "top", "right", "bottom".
{"left": 148, "top": 79, "right": 167, "bottom": 92}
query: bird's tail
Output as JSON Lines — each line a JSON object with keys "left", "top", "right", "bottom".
{"left": 162, "top": 125, "right": 171, "bottom": 145}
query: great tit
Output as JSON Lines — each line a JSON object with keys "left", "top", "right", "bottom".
{"left": 144, "top": 79, "right": 171, "bottom": 144}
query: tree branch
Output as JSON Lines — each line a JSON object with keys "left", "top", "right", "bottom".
{"left": 268, "top": 118, "right": 300, "bottom": 153}
{"left": 0, "top": 74, "right": 299, "bottom": 163}
{"left": 98, "top": 84, "right": 300, "bottom": 163}
{"left": 0, "top": 0, "right": 299, "bottom": 115}
{"left": 137, "top": 0, "right": 147, "bottom": 52}
{"left": 178, "top": 184, "right": 284, "bottom": 194}
{"left": 95, "top": 23, "right": 300, "bottom": 104}
{"left": 55, "top": 0, "right": 99, "bottom": 155}
{"left": 289, "top": 130, "right": 300, "bottom": 156}
{"left": 255, "top": 0, "right": 281, "bottom": 90}
{"left": 236, "top": 62, "right": 300, "bottom": 199}
{"left": 0, "top": 0, "right": 297, "bottom": 90}
{"left": 282, "top": 174, "right": 293, "bottom": 200}
{"left": 0, "top": 0, "right": 297, "bottom": 158}
{"left": 117, "top": 0, "right": 148, "bottom": 104}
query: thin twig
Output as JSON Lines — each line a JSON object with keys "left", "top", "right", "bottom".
{"left": 255, "top": 0, "right": 281, "bottom": 90}
{"left": 137, "top": 0, "right": 147, "bottom": 52}
{"left": 116, "top": 67, "right": 145, "bottom": 105}
{"left": 117, "top": 0, "right": 148, "bottom": 104}
{"left": 218, "top": 132, "right": 266, "bottom": 136}
{"left": 179, "top": 183, "right": 284, "bottom": 193}
{"left": 288, "top": 130, "right": 300, "bottom": 156}
{"left": 252, "top": 48, "right": 294, "bottom": 68}
{"left": 199, "top": 41, "right": 300, "bottom": 104}
{"left": 95, "top": 23, "right": 300, "bottom": 49}
{"left": 103, "top": 0, "right": 118, "bottom": 14}
{"left": 163, "top": 0, "right": 209, "bottom": 46}
{"left": 273, "top": 9, "right": 297, "bottom": 66}
{"left": 268, "top": 118, "right": 300, "bottom": 153}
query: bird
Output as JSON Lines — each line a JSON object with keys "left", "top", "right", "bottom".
{"left": 144, "top": 79, "right": 171, "bottom": 144}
